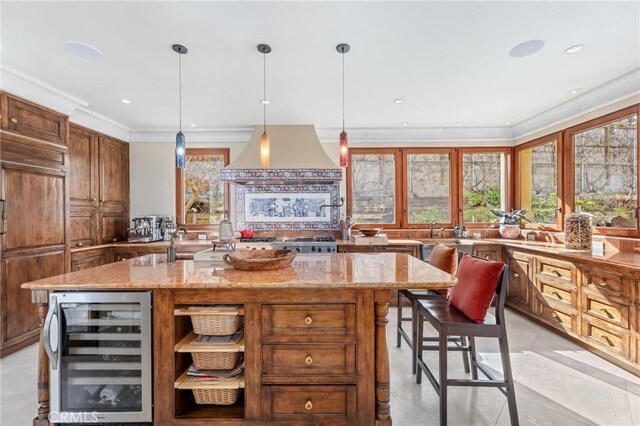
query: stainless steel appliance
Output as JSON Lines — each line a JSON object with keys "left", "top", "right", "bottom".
{"left": 238, "top": 236, "right": 337, "bottom": 253}
{"left": 44, "top": 292, "right": 152, "bottom": 423}
{"left": 128, "top": 216, "right": 163, "bottom": 243}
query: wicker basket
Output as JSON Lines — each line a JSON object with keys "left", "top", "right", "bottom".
{"left": 191, "top": 315, "right": 241, "bottom": 336}
{"left": 191, "top": 351, "right": 239, "bottom": 370}
{"left": 192, "top": 388, "right": 240, "bottom": 405}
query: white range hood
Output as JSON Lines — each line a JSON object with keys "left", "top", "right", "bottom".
{"left": 220, "top": 124, "right": 342, "bottom": 183}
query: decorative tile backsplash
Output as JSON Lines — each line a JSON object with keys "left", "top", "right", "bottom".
{"left": 235, "top": 183, "right": 340, "bottom": 230}
{"left": 221, "top": 168, "right": 342, "bottom": 182}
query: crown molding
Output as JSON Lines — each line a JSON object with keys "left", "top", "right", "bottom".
{"left": 71, "top": 107, "right": 131, "bottom": 141}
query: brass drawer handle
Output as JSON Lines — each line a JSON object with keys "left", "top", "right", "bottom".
{"left": 599, "top": 334, "right": 614, "bottom": 346}
{"left": 100, "top": 198, "right": 105, "bottom": 202}
{"left": 91, "top": 198, "right": 96, "bottom": 202}
{"left": 305, "top": 400, "right": 313, "bottom": 411}
{"left": 513, "top": 272, "right": 519, "bottom": 278}
{"left": 305, "top": 355, "right": 313, "bottom": 365}
{"left": 9, "top": 117, "right": 18, "bottom": 123}
{"left": 599, "top": 307, "right": 614, "bottom": 318}
{"left": 304, "top": 316, "right": 313, "bottom": 325}
{"left": 599, "top": 280, "right": 608, "bottom": 287}
{"left": 552, "top": 291, "right": 562, "bottom": 300}
{"left": 77, "top": 242, "right": 83, "bottom": 247}
{"left": 550, "top": 311, "right": 558, "bottom": 319}
{"left": 550, "top": 269, "right": 561, "bottom": 277}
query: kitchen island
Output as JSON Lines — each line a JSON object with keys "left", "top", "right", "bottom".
{"left": 23, "top": 252, "right": 456, "bottom": 425}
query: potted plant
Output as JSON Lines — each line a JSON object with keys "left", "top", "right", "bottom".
{"left": 490, "top": 208, "right": 531, "bottom": 239}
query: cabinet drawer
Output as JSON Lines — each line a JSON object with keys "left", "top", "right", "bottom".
{"left": 263, "top": 304, "right": 355, "bottom": 336}
{"left": 581, "top": 289, "right": 629, "bottom": 329}
{"left": 2, "top": 93, "right": 68, "bottom": 145}
{"left": 539, "top": 303, "right": 577, "bottom": 334}
{"left": 263, "top": 344, "right": 355, "bottom": 376}
{"left": 263, "top": 385, "right": 356, "bottom": 422}
{"left": 584, "top": 271, "right": 624, "bottom": 296}
{"left": 538, "top": 258, "right": 573, "bottom": 282}
{"left": 582, "top": 317, "right": 630, "bottom": 358}
{"left": 539, "top": 281, "right": 575, "bottom": 308}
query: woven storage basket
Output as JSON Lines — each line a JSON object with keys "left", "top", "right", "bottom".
{"left": 192, "top": 388, "right": 240, "bottom": 405}
{"left": 191, "top": 314, "right": 241, "bottom": 336}
{"left": 191, "top": 351, "right": 239, "bottom": 370}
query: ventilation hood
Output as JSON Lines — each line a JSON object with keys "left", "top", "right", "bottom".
{"left": 221, "top": 124, "right": 342, "bottom": 183}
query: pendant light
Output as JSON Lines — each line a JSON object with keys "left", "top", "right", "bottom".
{"left": 337, "top": 43, "right": 350, "bottom": 168}
{"left": 173, "top": 43, "right": 188, "bottom": 168}
{"left": 258, "top": 44, "right": 271, "bottom": 168}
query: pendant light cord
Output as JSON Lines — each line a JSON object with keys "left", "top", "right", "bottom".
{"left": 179, "top": 52, "right": 182, "bottom": 132}
{"left": 342, "top": 49, "right": 345, "bottom": 132}
{"left": 263, "top": 51, "right": 267, "bottom": 132}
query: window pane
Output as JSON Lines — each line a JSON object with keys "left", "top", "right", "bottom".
{"left": 183, "top": 153, "right": 226, "bottom": 225}
{"left": 519, "top": 141, "right": 558, "bottom": 225}
{"left": 574, "top": 115, "right": 637, "bottom": 228}
{"left": 351, "top": 153, "right": 396, "bottom": 224}
{"left": 463, "top": 152, "right": 507, "bottom": 223}
{"left": 407, "top": 153, "right": 451, "bottom": 223}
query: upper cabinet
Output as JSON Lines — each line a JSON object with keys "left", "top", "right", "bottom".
{"left": 98, "top": 135, "right": 129, "bottom": 211}
{"left": 69, "top": 124, "right": 99, "bottom": 208}
{"left": 1, "top": 92, "right": 68, "bottom": 145}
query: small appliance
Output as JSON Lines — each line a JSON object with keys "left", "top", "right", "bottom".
{"left": 128, "top": 216, "right": 163, "bottom": 243}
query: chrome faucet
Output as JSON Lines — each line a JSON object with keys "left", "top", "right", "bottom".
{"left": 429, "top": 222, "right": 439, "bottom": 239}
{"left": 174, "top": 227, "right": 188, "bottom": 240}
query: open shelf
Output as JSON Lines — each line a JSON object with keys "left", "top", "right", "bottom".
{"left": 174, "top": 305, "right": 244, "bottom": 317}
{"left": 175, "top": 391, "right": 245, "bottom": 420}
{"left": 175, "top": 332, "right": 245, "bottom": 353}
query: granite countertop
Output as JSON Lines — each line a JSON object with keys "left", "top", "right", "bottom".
{"left": 22, "top": 252, "right": 457, "bottom": 291}
{"left": 335, "top": 238, "right": 423, "bottom": 246}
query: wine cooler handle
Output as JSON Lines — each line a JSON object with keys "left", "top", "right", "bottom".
{"left": 43, "top": 296, "right": 59, "bottom": 371}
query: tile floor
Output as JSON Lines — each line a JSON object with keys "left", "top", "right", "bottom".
{"left": 1, "top": 307, "right": 638, "bottom": 425}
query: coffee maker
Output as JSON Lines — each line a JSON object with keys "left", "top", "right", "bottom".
{"left": 128, "top": 216, "right": 163, "bottom": 243}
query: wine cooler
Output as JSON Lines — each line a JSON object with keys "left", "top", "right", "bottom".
{"left": 44, "top": 292, "right": 152, "bottom": 423}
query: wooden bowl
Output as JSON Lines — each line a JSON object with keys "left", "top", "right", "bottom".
{"left": 359, "top": 228, "right": 382, "bottom": 237}
{"left": 223, "top": 249, "right": 296, "bottom": 271}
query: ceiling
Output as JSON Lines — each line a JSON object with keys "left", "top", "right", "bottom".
{"left": 2, "top": 1, "right": 639, "bottom": 131}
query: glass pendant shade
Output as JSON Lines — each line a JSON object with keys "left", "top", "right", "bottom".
{"left": 176, "top": 131, "right": 186, "bottom": 168}
{"left": 260, "top": 131, "right": 270, "bottom": 168}
{"left": 339, "top": 130, "right": 348, "bottom": 168}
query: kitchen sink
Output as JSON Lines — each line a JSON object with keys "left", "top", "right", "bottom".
{"left": 419, "top": 239, "right": 474, "bottom": 261}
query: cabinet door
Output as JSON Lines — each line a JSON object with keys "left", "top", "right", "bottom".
{"left": 1, "top": 164, "right": 66, "bottom": 252}
{"left": 1, "top": 93, "right": 68, "bottom": 145}
{"left": 99, "top": 211, "right": 127, "bottom": 243}
{"left": 1, "top": 250, "right": 66, "bottom": 349}
{"left": 69, "top": 124, "right": 98, "bottom": 209}
{"left": 71, "top": 249, "right": 107, "bottom": 272}
{"left": 98, "top": 136, "right": 128, "bottom": 211}
{"left": 506, "top": 254, "right": 532, "bottom": 312}
{"left": 70, "top": 210, "right": 97, "bottom": 248}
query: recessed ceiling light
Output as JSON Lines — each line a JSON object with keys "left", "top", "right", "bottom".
{"left": 394, "top": 98, "right": 405, "bottom": 104}
{"left": 508, "top": 39, "right": 545, "bottom": 58}
{"left": 569, "top": 88, "right": 582, "bottom": 95}
{"left": 120, "top": 99, "right": 132, "bottom": 104}
{"left": 401, "top": 122, "right": 408, "bottom": 126}
{"left": 261, "top": 99, "right": 270, "bottom": 105}
{"left": 564, "top": 44, "right": 584, "bottom": 54}
{"left": 64, "top": 41, "right": 103, "bottom": 59}
{"left": 190, "top": 123, "right": 196, "bottom": 127}
{"left": 504, "top": 121, "right": 512, "bottom": 125}
{"left": 456, "top": 122, "right": 463, "bottom": 126}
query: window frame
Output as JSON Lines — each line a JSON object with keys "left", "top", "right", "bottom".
{"left": 402, "top": 147, "right": 457, "bottom": 228}
{"left": 514, "top": 132, "right": 564, "bottom": 231}
{"left": 456, "top": 147, "right": 513, "bottom": 228}
{"left": 175, "top": 147, "right": 230, "bottom": 231}
{"left": 346, "top": 147, "right": 403, "bottom": 229}
{"left": 563, "top": 105, "right": 640, "bottom": 237}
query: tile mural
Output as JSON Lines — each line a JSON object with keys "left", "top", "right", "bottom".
{"left": 235, "top": 183, "right": 340, "bottom": 230}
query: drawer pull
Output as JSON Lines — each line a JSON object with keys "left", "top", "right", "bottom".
{"left": 305, "top": 400, "right": 313, "bottom": 411}
{"left": 91, "top": 198, "right": 96, "bottom": 202}
{"left": 551, "top": 311, "right": 558, "bottom": 319}
{"left": 552, "top": 291, "right": 562, "bottom": 300}
{"left": 550, "top": 269, "right": 561, "bottom": 277}
{"left": 599, "top": 307, "right": 614, "bottom": 318}
{"left": 484, "top": 256, "right": 490, "bottom": 260}
{"left": 77, "top": 242, "right": 83, "bottom": 247}
{"left": 513, "top": 272, "right": 519, "bottom": 278}
{"left": 598, "top": 280, "right": 608, "bottom": 287}
{"left": 304, "top": 316, "right": 313, "bottom": 325}
{"left": 305, "top": 355, "right": 313, "bottom": 365}
{"left": 599, "top": 334, "right": 614, "bottom": 346}
{"left": 9, "top": 117, "right": 18, "bottom": 123}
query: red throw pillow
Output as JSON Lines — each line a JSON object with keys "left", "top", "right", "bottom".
{"left": 449, "top": 254, "right": 505, "bottom": 323}
{"left": 429, "top": 244, "right": 458, "bottom": 298}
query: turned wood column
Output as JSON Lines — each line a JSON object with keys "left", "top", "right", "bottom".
{"left": 32, "top": 290, "right": 50, "bottom": 426}
{"left": 374, "top": 290, "right": 392, "bottom": 425}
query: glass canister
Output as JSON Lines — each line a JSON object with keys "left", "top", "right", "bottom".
{"left": 218, "top": 214, "right": 234, "bottom": 241}
{"left": 564, "top": 208, "right": 593, "bottom": 250}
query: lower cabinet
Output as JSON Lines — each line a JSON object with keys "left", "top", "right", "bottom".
{"left": 504, "top": 250, "right": 533, "bottom": 313}
{"left": 71, "top": 248, "right": 108, "bottom": 272}
{"left": 262, "top": 385, "right": 357, "bottom": 423}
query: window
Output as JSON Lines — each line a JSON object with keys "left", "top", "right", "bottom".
{"left": 347, "top": 149, "right": 401, "bottom": 227}
{"left": 175, "top": 148, "right": 230, "bottom": 229}
{"left": 459, "top": 149, "right": 510, "bottom": 225}
{"left": 570, "top": 111, "right": 638, "bottom": 231}
{"left": 516, "top": 136, "right": 561, "bottom": 229}
{"left": 404, "top": 149, "right": 454, "bottom": 226}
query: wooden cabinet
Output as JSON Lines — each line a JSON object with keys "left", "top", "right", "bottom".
{"left": 263, "top": 344, "right": 356, "bottom": 376}
{"left": 71, "top": 248, "right": 108, "bottom": 272}
{"left": 262, "top": 304, "right": 356, "bottom": 336}
{"left": 504, "top": 250, "right": 532, "bottom": 312}
{"left": 262, "top": 385, "right": 356, "bottom": 423}
{"left": 472, "top": 243, "right": 502, "bottom": 262}
{"left": 68, "top": 124, "right": 129, "bottom": 246}
{"left": 1, "top": 92, "right": 68, "bottom": 145}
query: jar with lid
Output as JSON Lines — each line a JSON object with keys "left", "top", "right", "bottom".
{"left": 564, "top": 208, "right": 592, "bottom": 250}
{"left": 218, "top": 213, "right": 234, "bottom": 241}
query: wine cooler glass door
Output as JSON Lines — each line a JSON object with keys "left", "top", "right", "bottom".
{"left": 48, "top": 292, "right": 152, "bottom": 423}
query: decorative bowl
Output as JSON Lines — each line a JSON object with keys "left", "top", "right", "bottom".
{"left": 223, "top": 249, "right": 296, "bottom": 271}
{"left": 359, "top": 228, "right": 382, "bottom": 237}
